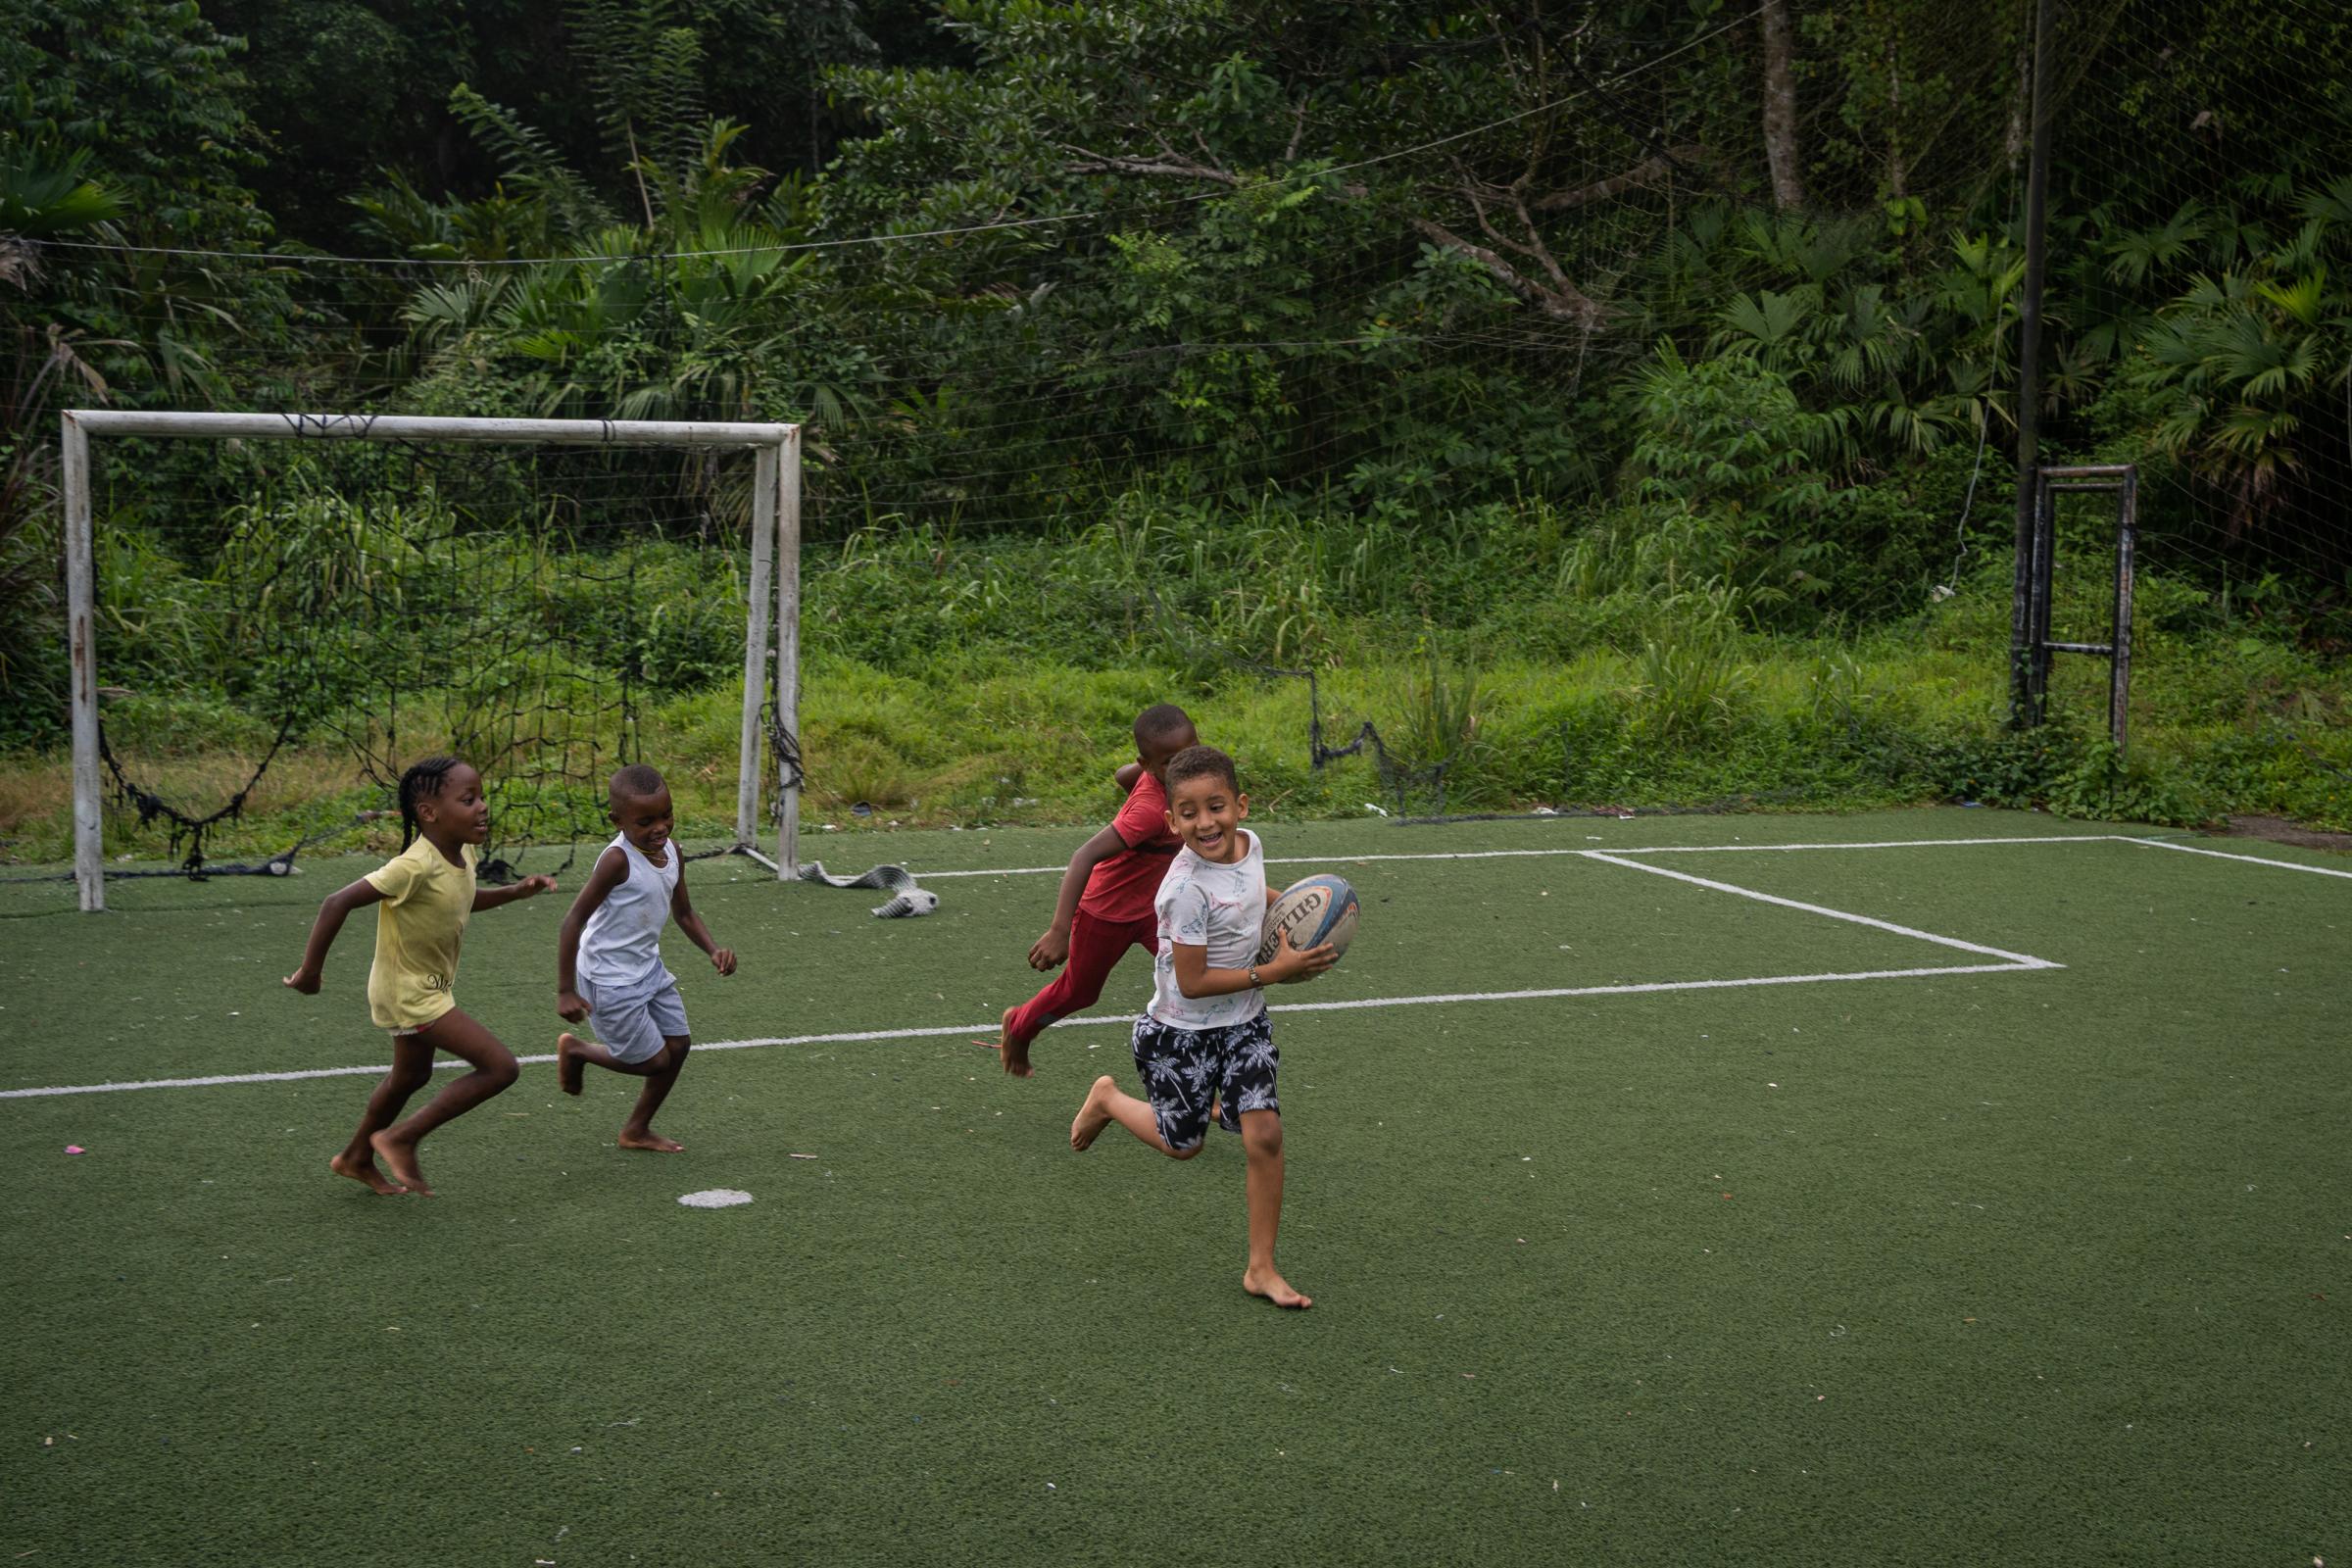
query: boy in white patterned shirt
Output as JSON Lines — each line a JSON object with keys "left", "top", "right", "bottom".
{"left": 1069, "top": 744, "right": 1334, "bottom": 1308}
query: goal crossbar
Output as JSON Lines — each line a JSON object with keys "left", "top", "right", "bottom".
{"left": 60, "top": 409, "right": 804, "bottom": 911}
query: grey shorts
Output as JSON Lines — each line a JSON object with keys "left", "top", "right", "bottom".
{"left": 577, "top": 974, "right": 689, "bottom": 1065}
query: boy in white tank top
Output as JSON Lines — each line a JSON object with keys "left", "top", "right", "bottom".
{"left": 555, "top": 764, "right": 737, "bottom": 1151}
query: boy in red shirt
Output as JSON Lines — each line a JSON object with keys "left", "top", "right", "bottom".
{"left": 990, "top": 704, "right": 1199, "bottom": 1076}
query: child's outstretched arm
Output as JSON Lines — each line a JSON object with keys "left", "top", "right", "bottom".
{"left": 283, "top": 877, "right": 386, "bottom": 993}
{"left": 669, "top": 860, "right": 736, "bottom": 977}
{"left": 555, "top": 848, "right": 630, "bottom": 1021}
{"left": 1170, "top": 929, "right": 1335, "bottom": 1000}
{"left": 1030, "top": 823, "right": 1127, "bottom": 971}
{"left": 475, "top": 872, "right": 558, "bottom": 912}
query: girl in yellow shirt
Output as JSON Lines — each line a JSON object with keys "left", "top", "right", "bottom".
{"left": 284, "top": 757, "right": 557, "bottom": 1197}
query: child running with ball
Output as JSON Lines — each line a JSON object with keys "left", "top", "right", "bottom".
{"left": 284, "top": 757, "right": 558, "bottom": 1198}
{"left": 554, "top": 764, "right": 735, "bottom": 1151}
{"left": 1069, "top": 744, "right": 1334, "bottom": 1308}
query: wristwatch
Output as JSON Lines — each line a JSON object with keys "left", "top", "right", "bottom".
{"left": 1247, "top": 964, "right": 1263, "bottom": 989}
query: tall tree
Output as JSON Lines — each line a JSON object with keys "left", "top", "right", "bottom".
{"left": 1759, "top": 0, "right": 1806, "bottom": 210}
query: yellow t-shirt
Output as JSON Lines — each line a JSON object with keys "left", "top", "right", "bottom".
{"left": 364, "top": 838, "right": 477, "bottom": 1031}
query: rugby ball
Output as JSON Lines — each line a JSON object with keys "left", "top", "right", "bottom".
{"left": 1256, "top": 874, "right": 1359, "bottom": 982}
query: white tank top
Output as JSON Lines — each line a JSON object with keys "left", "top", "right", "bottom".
{"left": 578, "top": 833, "right": 680, "bottom": 991}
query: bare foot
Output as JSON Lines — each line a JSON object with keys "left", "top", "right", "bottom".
{"left": 1070, "top": 1074, "right": 1117, "bottom": 1152}
{"left": 368, "top": 1129, "right": 434, "bottom": 1197}
{"left": 997, "top": 1008, "right": 1033, "bottom": 1078}
{"left": 617, "top": 1129, "right": 684, "bottom": 1152}
{"left": 1243, "top": 1265, "right": 1313, "bottom": 1309}
{"left": 328, "top": 1151, "right": 407, "bottom": 1196}
{"left": 557, "top": 1032, "right": 586, "bottom": 1096}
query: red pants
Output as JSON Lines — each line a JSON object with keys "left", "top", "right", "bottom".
{"left": 1004, "top": 909, "right": 1158, "bottom": 1049}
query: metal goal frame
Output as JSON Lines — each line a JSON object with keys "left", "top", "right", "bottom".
{"left": 2014, "top": 462, "right": 2137, "bottom": 755}
{"left": 60, "top": 410, "right": 804, "bottom": 911}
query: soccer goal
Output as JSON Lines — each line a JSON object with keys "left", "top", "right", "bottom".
{"left": 59, "top": 411, "right": 804, "bottom": 912}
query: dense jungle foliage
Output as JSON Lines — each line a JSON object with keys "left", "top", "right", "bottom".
{"left": 1, "top": 0, "right": 2347, "bottom": 853}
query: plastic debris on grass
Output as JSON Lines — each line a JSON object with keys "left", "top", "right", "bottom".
{"left": 799, "top": 859, "right": 938, "bottom": 918}
{"left": 678, "top": 1189, "right": 756, "bottom": 1208}
{"left": 64, "top": 1145, "right": 84, "bottom": 1154}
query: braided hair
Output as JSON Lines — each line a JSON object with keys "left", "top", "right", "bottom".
{"left": 396, "top": 756, "right": 463, "bottom": 849}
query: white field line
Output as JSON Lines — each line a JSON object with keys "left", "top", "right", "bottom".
{"left": 912, "top": 833, "right": 2122, "bottom": 879}
{"left": 1557, "top": 834, "right": 2116, "bottom": 855}
{"left": 0, "top": 960, "right": 2048, "bottom": 1101}
{"left": 1580, "top": 851, "right": 2060, "bottom": 967}
{"left": 25, "top": 830, "right": 2340, "bottom": 1103}
{"left": 916, "top": 863, "right": 1109, "bottom": 878}
{"left": 912, "top": 833, "right": 2348, "bottom": 885}
{"left": 2122, "top": 836, "right": 2352, "bottom": 880}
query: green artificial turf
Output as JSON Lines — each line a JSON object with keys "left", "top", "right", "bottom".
{"left": 3, "top": 808, "right": 2346, "bottom": 1566}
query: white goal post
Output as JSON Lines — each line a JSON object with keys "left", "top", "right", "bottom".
{"left": 60, "top": 410, "right": 804, "bottom": 911}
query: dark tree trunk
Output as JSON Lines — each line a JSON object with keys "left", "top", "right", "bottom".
{"left": 1886, "top": 35, "right": 1907, "bottom": 199}
{"left": 2004, "top": 25, "right": 2031, "bottom": 171}
{"left": 1759, "top": 0, "right": 1806, "bottom": 211}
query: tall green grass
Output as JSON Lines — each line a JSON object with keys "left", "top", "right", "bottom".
{"left": 3, "top": 495, "right": 2346, "bottom": 867}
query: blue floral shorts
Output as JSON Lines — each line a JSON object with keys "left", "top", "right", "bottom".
{"left": 1129, "top": 1010, "right": 1279, "bottom": 1153}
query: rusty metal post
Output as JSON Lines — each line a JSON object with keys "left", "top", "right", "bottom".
{"left": 2026, "top": 468, "right": 2056, "bottom": 726}
{"left": 2026, "top": 465, "right": 2139, "bottom": 756}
